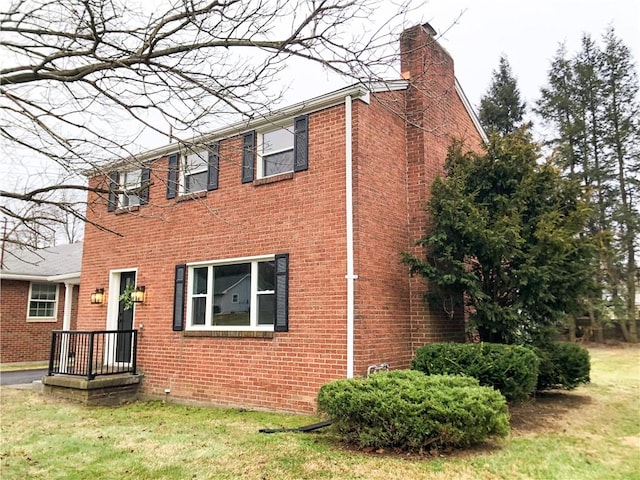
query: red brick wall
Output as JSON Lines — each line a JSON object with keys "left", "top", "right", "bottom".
{"left": 80, "top": 105, "right": 351, "bottom": 412}
{"left": 351, "top": 92, "right": 415, "bottom": 374}
{"left": 0, "top": 280, "right": 79, "bottom": 363}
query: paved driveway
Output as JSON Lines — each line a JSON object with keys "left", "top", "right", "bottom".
{"left": 0, "top": 368, "right": 48, "bottom": 386}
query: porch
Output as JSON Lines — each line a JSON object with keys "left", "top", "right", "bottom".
{"left": 42, "top": 330, "right": 142, "bottom": 405}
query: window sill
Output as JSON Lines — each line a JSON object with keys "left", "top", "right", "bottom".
{"left": 183, "top": 330, "right": 274, "bottom": 339}
{"left": 26, "top": 317, "right": 57, "bottom": 323}
{"left": 254, "top": 172, "right": 294, "bottom": 186}
{"left": 177, "top": 191, "right": 208, "bottom": 202}
{"left": 115, "top": 205, "right": 140, "bottom": 215}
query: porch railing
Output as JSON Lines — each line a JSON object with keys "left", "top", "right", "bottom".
{"left": 48, "top": 330, "right": 138, "bottom": 380}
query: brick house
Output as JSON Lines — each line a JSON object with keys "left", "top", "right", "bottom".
{"left": 0, "top": 242, "right": 81, "bottom": 364}
{"left": 77, "top": 24, "right": 485, "bottom": 412}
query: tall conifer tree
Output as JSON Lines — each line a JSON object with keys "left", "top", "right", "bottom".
{"left": 478, "top": 56, "right": 527, "bottom": 135}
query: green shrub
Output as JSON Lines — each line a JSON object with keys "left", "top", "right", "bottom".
{"left": 535, "top": 342, "right": 590, "bottom": 391}
{"left": 411, "top": 342, "right": 539, "bottom": 402}
{"left": 317, "top": 370, "right": 509, "bottom": 452}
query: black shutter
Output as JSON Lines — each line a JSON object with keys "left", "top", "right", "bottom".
{"left": 173, "top": 264, "right": 186, "bottom": 331}
{"left": 167, "top": 153, "right": 179, "bottom": 199}
{"left": 139, "top": 167, "right": 151, "bottom": 205}
{"left": 293, "top": 114, "right": 309, "bottom": 172}
{"left": 207, "top": 142, "right": 220, "bottom": 191}
{"left": 242, "top": 131, "right": 255, "bottom": 183}
{"left": 274, "top": 253, "right": 289, "bottom": 332}
{"left": 107, "top": 172, "right": 119, "bottom": 212}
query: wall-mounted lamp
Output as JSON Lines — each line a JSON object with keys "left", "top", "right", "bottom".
{"left": 131, "top": 285, "right": 145, "bottom": 303}
{"left": 90, "top": 288, "right": 105, "bottom": 304}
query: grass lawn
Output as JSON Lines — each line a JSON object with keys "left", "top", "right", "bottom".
{"left": 1, "top": 346, "right": 638, "bottom": 479}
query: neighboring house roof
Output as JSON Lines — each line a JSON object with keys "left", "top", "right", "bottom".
{"left": 213, "top": 273, "right": 250, "bottom": 295}
{"left": 0, "top": 242, "right": 83, "bottom": 284}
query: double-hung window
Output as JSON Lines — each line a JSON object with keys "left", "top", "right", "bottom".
{"left": 259, "top": 126, "right": 294, "bottom": 177}
{"left": 182, "top": 150, "right": 208, "bottom": 194}
{"left": 119, "top": 169, "right": 142, "bottom": 207}
{"left": 107, "top": 168, "right": 150, "bottom": 211}
{"left": 27, "top": 283, "right": 58, "bottom": 321}
{"left": 185, "top": 256, "right": 276, "bottom": 330}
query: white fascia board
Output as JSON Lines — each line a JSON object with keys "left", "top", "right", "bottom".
{"left": 1, "top": 273, "right": 48, "bottom": 282}
{"left": 455, "top": 78, "right": 489, "bottom": 143}
{"left": 47, "top": 272, "right": 81, "bottom": 284}
{"left": 87, "top": 84, "right": 374, "bottom": 175}
{"left": 1, "top": 272, "right": 80, "bottom": 284}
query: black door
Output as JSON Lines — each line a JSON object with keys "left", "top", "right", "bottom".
{"left": 116, "top": 271, "right": 136, "bottom": 362}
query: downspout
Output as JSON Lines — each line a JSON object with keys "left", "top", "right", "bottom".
{"left": 345, "top": 95, "right": 357, "bottom": 378}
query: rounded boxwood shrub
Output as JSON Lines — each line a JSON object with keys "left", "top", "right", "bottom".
{"left": 317, "top": 370, "right": 509, "bottom": 452}
{"left": 411, "top": 342, "right": 539, "bottom": 402}
{"left": 535, "top": 342, "right": 590, "bottom": 391}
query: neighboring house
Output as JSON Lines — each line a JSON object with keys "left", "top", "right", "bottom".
{"left": 0, "top": 242, "right": 82, "bottom": 363}
{"left": 77, "top": 24, "right": 485, "bottom": 412}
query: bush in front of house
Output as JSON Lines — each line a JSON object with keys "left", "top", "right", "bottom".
{"left": 411, "top": 342, "right": 539, "bottom": 402}
{"left": 317, "top": 370, "right": 509, "bottom": 452}
{"left": 535, "top": 342, "right": 590, "bottom": 391}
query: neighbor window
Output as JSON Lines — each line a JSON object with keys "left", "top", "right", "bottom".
{"left": 27, "top": 283, "right": 58, "bottom": 320}
{"left": 259, "top": 125, "right": 294, "bottom": 178}
{"left": 182, "top": 150, "right": 208, "bottom": 194}
{"left": 186, "top": 257, "right": 275, "bottom": 330}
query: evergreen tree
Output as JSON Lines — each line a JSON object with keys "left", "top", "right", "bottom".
{"left": 478, "top": 56, "right": 527, "bottom": 135}
{"left": 403, "top": 129, "right": 595, "bottom": 345}
{"left": 537, "top": 29, "right": 639, "bottom": 342}
{"left": 600, "top": 28, "right": 640, "bottom": 342}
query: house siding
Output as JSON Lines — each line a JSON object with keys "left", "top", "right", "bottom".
{"left": 0, "top": 280, "right": 78, "bottom": 363}
{"left": 79, "top": 23, "right": 484, "bottom": 413}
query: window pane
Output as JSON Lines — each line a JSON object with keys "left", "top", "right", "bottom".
{"left": 185, "top": 171, "right": 207, "bottom": 193}
{"left": 191, "top": 297, "right": 206, "bottom": 325}
{"left": 212, "top": 263, "right": 251, "bottom": 326}
{"left": 263, "top": 128, "right": 293, "bottom": 154}
{"left": 186, "top": 151, "right": 208, "bottom": 171}
{"left": 123, "top": 170, "right": 141, "bottom": 187}
{"left": 31, "top": 284, "right": 56, "bottom": 301}
{"left": 257, "top": 294, "right": 275, "bottom": 325}
{"left": 258, "top": 261, "right": 275, "bottom": 291}
{"left": 264, "top": 151, "right": 294, "bottom": 176}
{"left": 29, "top": 301, "right": 54, "bottom": 317}
{"left": 193, "top": 267, "right": 208, "bottom": 295}
{"left": 121, "top": 193, "right": 140, "bottom": 207}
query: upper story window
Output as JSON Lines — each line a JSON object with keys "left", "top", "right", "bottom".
{"left": 242, "top": 114, "right": 308, "bottom": 183}
{"left": 259, "top": 126, "right": 294, "bottom": 178}
{"left": 27, "top": 283, "right": 58, "bottom": 321}
{"left": 120, "top": 169, "right": 142, "bottom": 207}
{"left": 107, "top": 168, "right": 150, "bottom": 212}
{"left": 166, "top": 143, "right": 219, "bottom": 199}
{"left": 182, "top": 150, "right": 208, "bottom": 194}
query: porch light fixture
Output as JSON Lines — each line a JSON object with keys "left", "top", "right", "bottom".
{"left": 90, "top": 288, "right": 105, "bottom": 304}
{"left": 131, "top": 285, "right": 145, "bottom": 303}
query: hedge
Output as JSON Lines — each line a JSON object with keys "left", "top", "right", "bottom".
{"left": 535, "top": 342, "right": 590, "bottom": 391}
{"left": 317, "top": 370, "right": 509, "bottom": 452}
{"left": 411, "top": 342, "right": 539, "bottom": 402}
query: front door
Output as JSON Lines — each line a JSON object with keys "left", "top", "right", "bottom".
{"left": 116, "top": 271, "right": 136, "bottom": 363}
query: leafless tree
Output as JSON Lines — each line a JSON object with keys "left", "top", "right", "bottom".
{"left": 1, "top": 0, "right": 418, "bottom": 249}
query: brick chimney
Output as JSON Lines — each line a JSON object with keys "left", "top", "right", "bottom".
{"left": 400, "top": 23, "right": 466, "bottom": 345}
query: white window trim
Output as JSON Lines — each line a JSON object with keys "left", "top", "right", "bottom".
{"left": 26, "top": 282, "right": 59, "bottom": 322}
{"left": 180, "top": 150, "right": 208, "bottom": 195}
{"left": 185, "top": 254, "right": 275, "bottom": 332}
{"left": 257, "top": 123, "right": 294, "bottom": 179}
